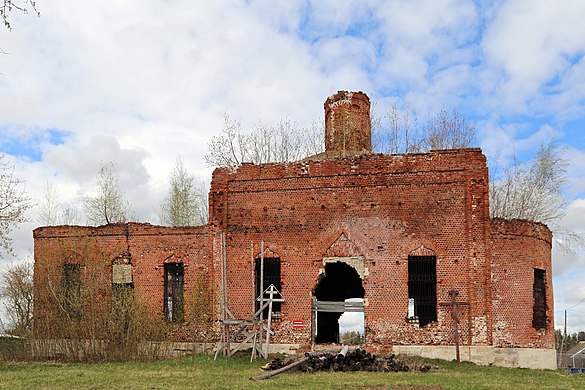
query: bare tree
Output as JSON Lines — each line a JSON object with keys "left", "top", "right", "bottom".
{"left": 374, "top": 105, "right": 421, "bottom": 154}
{"left": 205, "top": 114, "right": 324, "bottom": 167}
{"left": 37, "top": 181, "right": 59, "bottom": 226}
{"left": 490, "top": 142, "right": 583, "bottom": 253}
{"left": 490, "top": 142, "right": 567, "bottom": 223}
{"left": 0, "top": 154, "right": 32, "bottom": 257}
{"left": 34, "top": 240, "right": 171, "bottom": 361}
{"left": 373, "top": 105, "right": 476, "bottom": 154}
{"left": 207, "top": 106, "right": 475, "bottom": 166}
{"left": 37, "top": 182, "right": 80, "bottom": 226}
{"left": 421, "top": 108, "right": 477, "bottom": 150}
{"left": 1, "top": 0, "right": 39, "bottom": 30}
{"left": 0, "top": 259, "right": 33, "bottom": 337}
{"left": 59, "top": 203, "right": 80, "bottom": 225}
{"left": 195, "top": 179, "right": 209, "bottom": 225}
{"left": 160, "top": 156, "right": 207, "bottom": 226}
{"left": 83, "top": 162, "right": 131, "bottom": 225}
{"left": 206, "top": 115, "right": 248, "bottom": 167}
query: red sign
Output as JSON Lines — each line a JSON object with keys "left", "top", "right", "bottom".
{"left": 292, "top": 320, "right": 304, "bottom": 328}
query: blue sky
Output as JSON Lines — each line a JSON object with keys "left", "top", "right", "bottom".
{"left": 1, "top": 0, "right": 585, "bottom": 333}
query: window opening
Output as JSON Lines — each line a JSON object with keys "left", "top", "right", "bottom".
{"left": 533, "top": 268, "right": 547, "bottom": 329}
{"left": 112, "top": 259, "right": 134, "bottom": 330}
{"left": 164, "top": 263, "right": 184, "bottom": 322}
{"left": 111, "top": 283, "right": 134, "bottom": 342}
{"left": 408, "top": 255, "right": 437, "bottom": 327}
{"left": 62, "top": 264, "right": 81, "bottom": 320}
{"left": 255, "top": 257, "right": 281, "bottom": 318}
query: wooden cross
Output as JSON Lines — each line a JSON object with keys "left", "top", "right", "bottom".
{"left": 439, "top": 290, "right": 469, "bottom": 363}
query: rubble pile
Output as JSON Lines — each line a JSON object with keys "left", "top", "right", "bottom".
{"left": 254, "top": 347, "right": 432, "bottom": 380}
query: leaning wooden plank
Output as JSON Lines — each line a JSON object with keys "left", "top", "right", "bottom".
{"left": 250, "top": 357, "right": 309, "bottom": 380}
{"left": 228, "top": 330, "right": 257, "bottom": 357}
{"left": 213, "top": 341, "right": 223, "bottom": 361}
{"left": 250, "top": 329, "right": 257, "bottom": 363}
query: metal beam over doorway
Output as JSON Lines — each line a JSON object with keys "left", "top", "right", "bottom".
{"left": 312, "top": 300, "right": 364, "bottom": 312}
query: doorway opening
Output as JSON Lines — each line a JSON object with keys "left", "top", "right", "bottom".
{"left": 313, "top": 261, "right": 365, "bottom": 344}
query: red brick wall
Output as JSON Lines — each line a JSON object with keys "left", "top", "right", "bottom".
{"left": 491, "top": 218, "right": 554, "bottom": 348}
{"left": 209, "top": 148, "right": 492, "bottom": 349}
{"left": 33, "top": 224, "right": 129, "bottom": 338}
{"left": 33, "top": 223, "right": 210, "bottom": 341}
{"left": 32, "top": 149, "right": 555, "bottom": 354}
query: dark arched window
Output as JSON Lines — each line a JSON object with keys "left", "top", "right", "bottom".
{"left": 255, "top": 257, "right": 281, "bottom": 317}
{"left": 532, "top": 269, "right": 547, "bottom": 329}
{"left": 164, "top": 263, "right": 184, "bottom": 322}
{"left": 408, "top": 254, "right": 437, "bottom": 327}
{"left": 62, "top": 263, "right": 81, "bottom": 320}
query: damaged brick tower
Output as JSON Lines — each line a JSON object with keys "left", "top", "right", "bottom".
{"left": 33, "top": 90, "right": 556, "bottom": 369}
{"left": 324, "top": 91, "right": 372, "bottom": 158}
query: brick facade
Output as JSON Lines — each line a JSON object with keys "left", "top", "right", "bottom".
{"left": 33, "top": 91, "right": 555, "bottom": 368}
{"left": 34, "top": 224, "right": 210, "bottom": 341}
{"left": 209, "top": 148, "right": 493, "bottom": 348}
{"left": 491, "top": 218, "right": 554, "bottom": 349}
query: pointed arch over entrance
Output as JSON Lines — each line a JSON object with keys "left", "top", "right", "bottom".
{"left": 324, "top": 232, "right": 362, "bottom": 258}
{"left": 313, "top": 261, "right": 365, "bottom": 343}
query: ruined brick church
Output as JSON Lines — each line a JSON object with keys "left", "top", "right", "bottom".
{"left": 33, "top": 91, "right": 555, "bottom": 369}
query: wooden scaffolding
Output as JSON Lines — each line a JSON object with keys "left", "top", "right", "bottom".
{"left": 214, "top": 238, "right": 284, "bottom": 361}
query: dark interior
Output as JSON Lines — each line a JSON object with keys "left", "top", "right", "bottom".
{"left": 314, "top": 261, "right": 364, "bottom": 343}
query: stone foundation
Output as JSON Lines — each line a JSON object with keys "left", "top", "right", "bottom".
{"left": 393, "top": 345, "right": 556, "bottom": 370}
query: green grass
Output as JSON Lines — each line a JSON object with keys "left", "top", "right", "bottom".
{"left": 0, "top": 354, "right": 584, "bottom": 390}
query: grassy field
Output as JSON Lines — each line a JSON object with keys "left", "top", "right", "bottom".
{"left": 1, "top": 354, "right": 584, "bottom": 390}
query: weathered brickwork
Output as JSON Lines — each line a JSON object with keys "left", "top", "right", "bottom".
{"left": 209, "top": 148, "right": 492, "bottom": 350}
{"left": 491, "top": 218, "right": 554, "bottom": 349}
{"left": 34, "top": 223, "right": 211, "bottom": 341}
{"left": 33, "top": 90, "right": 555, "bottom": 368}
{"left": 324, "top": 91, "right": 371, "bottom": 157}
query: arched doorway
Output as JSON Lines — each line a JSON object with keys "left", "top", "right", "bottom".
{"left": 313, "top": 261, "right": 365, "bottom": 343}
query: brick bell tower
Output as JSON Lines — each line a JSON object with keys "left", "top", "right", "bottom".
{"left": 324, "top": 91, "right": 372, "bottom": 157}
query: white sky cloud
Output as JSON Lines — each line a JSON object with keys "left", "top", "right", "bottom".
{"left": 482, "top": 0, "right": 585, "bottom": 115}
{"left": 1, "top": 0, "right": 585, "bottom": 332}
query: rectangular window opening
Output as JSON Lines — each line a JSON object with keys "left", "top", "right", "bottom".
{"left": 255, "top": 257, "right": 281, "bottom": 319}
{"left": 164, "top": 263, "right": 184, "bottom": 322}
{"left": 111, "top": 283, "right": 134, "bottom": 339}
{"left": 112, "top": 262, "right": 134, "bottom": 314}
{"left": 533, "top": 268, "right": 547, "bottom": 330}
{"left": 62, "top": 263, "right": 81, "bottom": 320}
{"left": 408, "top": 255, "right": 437, "bottom": 327}
{"left": 112, "top": 283, "right": 134, "bottom": 311}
